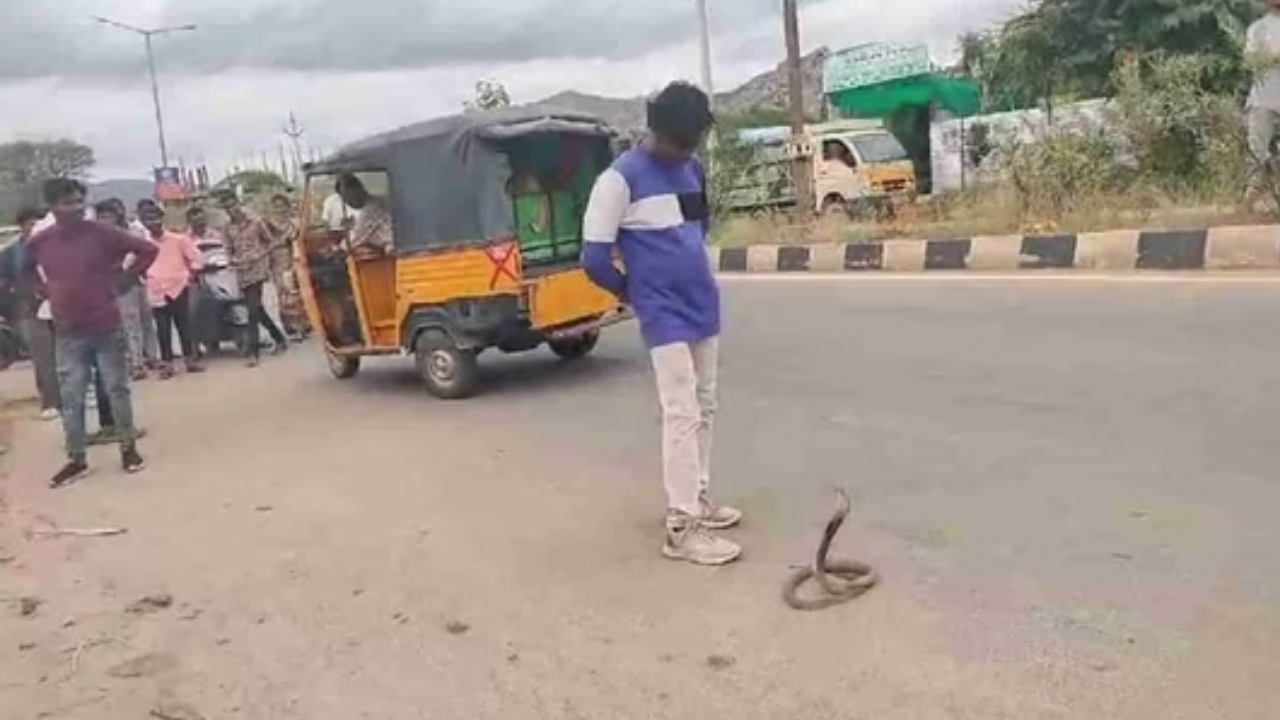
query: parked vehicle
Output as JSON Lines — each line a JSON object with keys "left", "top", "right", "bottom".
{"left": 724, "top": 119, "right": 916, "bottom": 217}
{"left": 191, "top": 236, "right": 249, "bottom": 355}
{"left": 297, "top": 106, "right": 631, "bottom": 399}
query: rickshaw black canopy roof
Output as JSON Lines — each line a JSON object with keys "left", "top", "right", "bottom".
{"left": 306, "top": 107, "right": 616, "bottom": 253}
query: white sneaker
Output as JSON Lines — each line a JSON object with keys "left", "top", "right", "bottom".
{"left": 699, "top": 493, "right": 743, "bottom": 530}
{"left": 663, "top": 513, "right": 741, "bottom": 566}
{"left": 38, "top": 408, "right": 59, "bottom": 421}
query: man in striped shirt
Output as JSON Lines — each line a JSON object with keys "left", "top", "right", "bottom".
{"left": 581, "top": 81, "right": 741, "bottom": 566}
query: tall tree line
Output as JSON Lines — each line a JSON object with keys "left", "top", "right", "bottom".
{"left": 958, "top": 0, "right": 1259, "bottom": 112}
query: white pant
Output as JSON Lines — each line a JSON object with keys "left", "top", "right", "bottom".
{"left": 650, "top": 336, "right": 719, "bottom": 516}
{"left": 1249, "top": 106, "right": 1280, "bottom": 165}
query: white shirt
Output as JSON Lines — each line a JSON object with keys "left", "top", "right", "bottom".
{"left": 322, "top": 194, "right": 361, "bottom": 230}
{"left": 1247, "top": 14, "right": 1280, "bottom": 110}
{"left": 32, "top": 212, "right": 55, "bottom": 235}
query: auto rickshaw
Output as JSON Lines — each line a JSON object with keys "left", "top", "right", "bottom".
{"left": 296, "top": 107, "right": 631, "bottom": 399}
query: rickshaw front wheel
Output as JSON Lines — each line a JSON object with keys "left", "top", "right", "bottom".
{"left": 326, "top": 351, "right": 361, "bottom": 380}
{"left": 548, "top": 331, "right": 599, "bottom": 361}
{"left": 415, "top": 331, "right": 480, "bottom": 400}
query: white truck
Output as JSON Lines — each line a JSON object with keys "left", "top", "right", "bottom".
{"left": 720, "top": 119, "right": 916, "bottom": 216}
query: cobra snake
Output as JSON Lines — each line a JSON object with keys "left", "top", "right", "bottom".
{"left": 782, "top": 488, "right": 878, "bottom": 610}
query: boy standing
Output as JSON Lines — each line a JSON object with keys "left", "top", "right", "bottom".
{"left": 581, "top": 81, "right": 741, "bottom": 565}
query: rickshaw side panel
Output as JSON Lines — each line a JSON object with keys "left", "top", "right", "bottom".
{"left": 526, "top": 268, "right": 618, "bottom": 331}
{"left": 394, "top": 248, "right": 521, "bottom": 308}
{"left": 293, "top": 193, "right": 334, "bottom": 351}
{"left": 350, "top": 255, "right": 399, "bottom": 348}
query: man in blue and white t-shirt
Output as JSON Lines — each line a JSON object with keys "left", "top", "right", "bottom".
{"left": 581, "top": 81, "right": 742, "bottom": 566}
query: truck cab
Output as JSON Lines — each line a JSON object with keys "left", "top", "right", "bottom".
{"left": 810, "top": 120, "right": 915, "bottom": 215}
{"left": 724, "top": 120, "right": 915, "bottom": 216}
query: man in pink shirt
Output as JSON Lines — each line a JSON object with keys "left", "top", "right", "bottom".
{"left": 138, "top": 204, "right": 203, "bottom": 378}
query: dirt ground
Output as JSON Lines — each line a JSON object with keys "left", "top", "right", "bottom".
{"left": 2, "top": 302, "right": 1279, "bottom": 719}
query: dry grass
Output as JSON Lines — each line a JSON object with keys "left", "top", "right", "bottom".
{"left": 711, "top": 188, "right": 1272, "bottom": 248}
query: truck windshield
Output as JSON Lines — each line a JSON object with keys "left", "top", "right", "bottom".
{"left": 849, "top": 133, "right": 908, "bottom": 163}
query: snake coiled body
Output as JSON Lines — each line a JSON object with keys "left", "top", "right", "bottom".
{"left": 782, "top": 489, "right": 878, "bottom": 610}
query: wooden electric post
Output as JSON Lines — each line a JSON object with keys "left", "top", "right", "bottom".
{"left": 782, "top": 0, "right": 814, "bottom": 221}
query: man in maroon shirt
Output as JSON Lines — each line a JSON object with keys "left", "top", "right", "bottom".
{"left": 25, "top": 178, "right": 158, "bottom": 487}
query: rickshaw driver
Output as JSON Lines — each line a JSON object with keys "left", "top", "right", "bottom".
{"left": 334, "top": 173, "right": 393, "bottom": 255}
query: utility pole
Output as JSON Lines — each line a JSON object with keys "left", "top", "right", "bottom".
{"left": 695, "top": 0, "right": 719, "bottom": 164}
{"left": 782, "top": 0, "right": 814, "bottom": 221}
{"left": 282, "top": 112, "right": 306, "bottom": 184}
{"left": 695, "top": 0, "right": 715, "bottom": 106}
{"left": 94, "top": 16, "right": 196, "bottom": 170}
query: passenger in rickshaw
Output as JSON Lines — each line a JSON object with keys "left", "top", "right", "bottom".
{"left": 334, "top": 173, "right": 392, "bottom": 256}
{"left": 302, "top": 173, "right": 388, "bottom": 345}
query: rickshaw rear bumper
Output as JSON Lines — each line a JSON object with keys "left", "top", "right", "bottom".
{"left": 544, "top": 307, "right": 633, "bottom": 340}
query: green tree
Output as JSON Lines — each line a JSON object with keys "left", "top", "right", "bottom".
{"left": 220, "top": 169, "right": 289, "bottom": 196}
{"left": 0, "top": 139, "right": 96, "bottom": 189}
{"left": 961, "top": 0, "right": 1256, "bottom": 112}
{"left": 464, "top": 80, "right": 512, "bottom": 112}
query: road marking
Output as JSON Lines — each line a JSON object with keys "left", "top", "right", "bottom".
{"left": 719, "top": 273, "right": 1280, "bottom": 284}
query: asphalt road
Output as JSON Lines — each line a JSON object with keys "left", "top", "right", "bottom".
{"left": 4, "top": 276, "right": 1279, "bottom": 719}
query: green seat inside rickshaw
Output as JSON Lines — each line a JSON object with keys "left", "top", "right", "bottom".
{"left": 506, "top": 135, "right": 602, "bottom": 267}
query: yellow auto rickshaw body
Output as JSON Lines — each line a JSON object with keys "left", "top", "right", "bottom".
{"left": 295, "top": 108, "right": 629, "bottom": 398}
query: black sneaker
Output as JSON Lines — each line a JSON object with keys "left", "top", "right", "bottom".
{"left": 50, "top": 459, "right": 90, "bottom": 488}
{"left": 121, "top": 446, "right": 146, "bottom": 474}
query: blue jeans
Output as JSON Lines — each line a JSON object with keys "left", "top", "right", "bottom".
{"left": 56, "top": 329, "right": 136, "bottom": 460}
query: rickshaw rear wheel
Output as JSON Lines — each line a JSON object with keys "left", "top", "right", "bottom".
{"left": 326, "top": 352, "right": 361, "bottom": 379}
{"left": 415, "top": 330, "right": 479, "bottom": 400}
{"left": 548, "top": 331, "right": 599, "bottom": 361}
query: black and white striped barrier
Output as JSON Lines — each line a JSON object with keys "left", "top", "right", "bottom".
{"left": 709, "top": 226, "right": 1280, "bottom": 273}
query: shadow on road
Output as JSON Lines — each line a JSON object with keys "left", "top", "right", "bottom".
{"left": 349, "top": 350, "right": 640, "bottom": 402}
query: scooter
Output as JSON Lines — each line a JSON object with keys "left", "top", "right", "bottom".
{"left": 192, "top": 237, "right": 250, "bottom": 356}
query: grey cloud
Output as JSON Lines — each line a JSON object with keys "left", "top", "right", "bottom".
{"left": 1, "top": 0, "right": 836, "bottom": 81}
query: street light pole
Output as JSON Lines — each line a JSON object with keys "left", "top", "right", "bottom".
{"left": 695, "top": 0, "right": 715, "bottom": 105}
{"left": 93, "top": 16, "right": 196, "bottom": 170}
{"left": 695, "top": 0, "right": 719, "bottom": 163}
{"left": 143, "top": 34, "right": 170, "bottom": 168}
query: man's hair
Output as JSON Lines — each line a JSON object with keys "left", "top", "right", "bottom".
{"left": 42, "top": 177, "right": 88, "bottom": 206}
{"left": 15, "top": 205, "right": 44, "bottom": 225}
{"left": 646, "top": 81, "right": 714, "bottom": 149}
{"left": 137, "top": 198, "right": 159, "bottom": 211}
{"left": 335, "top": 173, "right": 365, "bottom": 195}
{"left": 93, "top": 199, "right": 121, "bottom": 218}
{"left": 186, "top": 205, "right": 206, "bottom": 221}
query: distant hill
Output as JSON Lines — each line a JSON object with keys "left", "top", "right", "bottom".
{"left": 0, "top": 177, "right": 153, "bottom": 225}
{"left": 88, "top": 178, "right": 154, "bottom": 208}
{"left": 523, "top": 47, "right": 831, "bottom": 130}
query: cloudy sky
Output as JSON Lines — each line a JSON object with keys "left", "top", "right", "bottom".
{"left": 2, "top": 0, "right": 1020, "bottom": 180}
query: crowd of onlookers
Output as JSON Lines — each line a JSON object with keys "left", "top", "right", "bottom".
{"left": 0, "top": 178, "right": 310, "bottom": 488}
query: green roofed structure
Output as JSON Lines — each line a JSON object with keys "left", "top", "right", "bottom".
{"left": 827, "top": 72, "right": 980, "bottom": 118}
{"left": 822, "top": 42, "right": 981, "bottom": 192}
